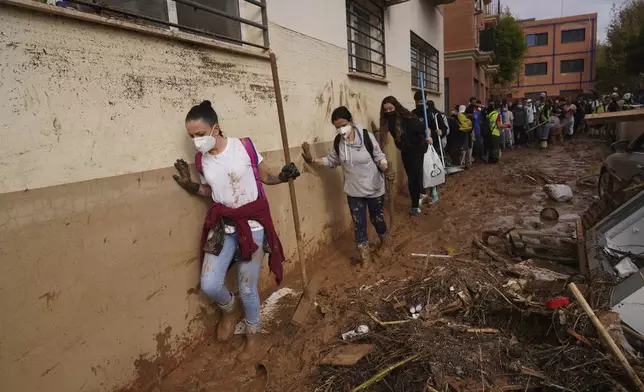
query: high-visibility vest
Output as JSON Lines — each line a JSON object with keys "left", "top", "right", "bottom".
{"left": 488, "top": 110, "right": 500, "bottom": 137}
{"left": 457, "top": 112, "right": 472, "bottom": 131}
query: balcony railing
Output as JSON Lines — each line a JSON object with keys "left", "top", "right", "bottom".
{"left": 485, "top": 0, "right": 500, "bottom": 15}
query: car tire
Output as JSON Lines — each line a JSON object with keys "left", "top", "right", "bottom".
{"left": 598, "top": 169, "right": 609, "bottom": 198}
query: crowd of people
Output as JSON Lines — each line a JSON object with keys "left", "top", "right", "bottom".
{"left": 169, "top": 88, "right": 640, "bottom": 359}
{"left": 417, "top": 89, "right": 644, "bottom": 172}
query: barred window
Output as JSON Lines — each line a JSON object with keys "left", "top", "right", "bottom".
{"left": 411, "top": 32, "right": 439, "bottom": 92}
{"left": 55, "top": 0, "right": 269, "bottom": 49}
{"left": 346, "top": 0, "right": 386, "bottom": 78}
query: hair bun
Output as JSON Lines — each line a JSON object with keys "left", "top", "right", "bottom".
{"left": 200, "top": 100, "right": 212, "bottom": 108}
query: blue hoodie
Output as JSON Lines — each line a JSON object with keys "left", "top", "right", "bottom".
{"left": 472, "top": 109, "right": 481, "bottom": 136}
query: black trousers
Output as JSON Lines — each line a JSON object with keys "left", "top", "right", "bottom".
{"left": 514, "top": 125, "right": 527, "bottom": 145}
{"left": 401, "top": 148, "right": 425, "bottom": 209}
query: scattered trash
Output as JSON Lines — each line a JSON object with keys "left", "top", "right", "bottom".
{"left": 414, "top": 304, "right": 423, "bottom": 312}
{"left": 342, "top": 325, "right": 370, "bottom": 341}
{"left": 411, "top": 253, "right": 451, "bottom": 258}
{"left": 614, "top": 257, "right": 639, "bottom": 278}
{"left": 545, "top": 296, "right": 570, "bottom": 310}
{"left": 540, "top": 207, "right": 560, "bottom": 222}
{"left": 359, "top": 279, "right": 385, "bottom": 291}
{"left": 409, "top": 306, "right": 416, "bottom": 314}
{"left": 543, "top": 184, "right": 573, "bottom": 202}
{"left": 507, "top": 260, "right": 570, "bottom": 282}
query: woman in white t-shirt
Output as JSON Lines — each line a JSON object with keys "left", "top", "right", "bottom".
{"left": 173, "top": 101, "right": 299, "bottom": 359}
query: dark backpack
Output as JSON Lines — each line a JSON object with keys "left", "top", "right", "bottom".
{"left": 334, "top": 128, "right": 375, "bottom": 161}
{"left": 479, "top": 110, "right": 491, "bottom": 136}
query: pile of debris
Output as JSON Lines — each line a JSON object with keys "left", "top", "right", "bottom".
{"left": 312, "top": 235, "right": 644, "bottom": 392}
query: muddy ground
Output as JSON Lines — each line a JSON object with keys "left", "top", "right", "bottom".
{"left": 155, "top": 138, "right": 611, "bottom": 392}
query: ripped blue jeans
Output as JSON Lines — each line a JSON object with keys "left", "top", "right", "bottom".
{"left": 201, "top": 229, "right": 264, "bottom": 332}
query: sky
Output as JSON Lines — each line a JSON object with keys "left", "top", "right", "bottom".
{"left": 501, "top": 0, "right": 629, "bottom": 41}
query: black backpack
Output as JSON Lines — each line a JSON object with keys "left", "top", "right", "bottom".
{"left": 479, "top": 109, "right": 491, "bottom": 136}
{"left": 334, "top": 128, "right": 375, "bottom": 161}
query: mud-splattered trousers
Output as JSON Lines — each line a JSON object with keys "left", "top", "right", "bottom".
{"left": 201, "top": 229, "right": 264, "bottom": 333}
{"left": 347, "top": 195, "right": 388, "bottom": 246}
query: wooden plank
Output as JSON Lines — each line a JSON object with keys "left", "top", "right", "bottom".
{"left": 576, "top": 219, "right": 588, "bottom": 276}
{"left": 585, "top": 108, "right": 644, "bottom": 125}
{"left": 319, "top": 344, "right": 375, "bottom": 366}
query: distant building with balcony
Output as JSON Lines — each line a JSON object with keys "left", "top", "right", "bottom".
{"left": 443, "top": 0, "right": 500, "bottom": 110}
{"left": 517, "top": 13, "right": 597, "bottom": 99}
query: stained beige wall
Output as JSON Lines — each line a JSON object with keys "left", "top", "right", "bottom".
{"left": 0, "top": 2, "right": 442, "bottom": 391}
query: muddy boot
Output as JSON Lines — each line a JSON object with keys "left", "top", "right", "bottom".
{"left": 237, "top": 323, "right": 261, "bottom": 362}
{"left": 357, "top": 244, "right": 371, "bottom": 266}
{"left": 216, "top": 295, "right": 239, "bottom": 342}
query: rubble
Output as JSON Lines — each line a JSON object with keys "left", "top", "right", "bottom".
{"left": 544, "top": 184, "right": 574, "bottom": 202}
{"left": 313, "top": 231, "right": 643, "bottom": 392}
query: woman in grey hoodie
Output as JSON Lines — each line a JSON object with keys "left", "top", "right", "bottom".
{"left": 301, "top": 107, "right": 393, "bottom": 265}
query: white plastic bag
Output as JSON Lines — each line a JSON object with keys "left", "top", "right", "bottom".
{"left": 543, "top": 184, "right": 573, "bottom": 202}
{"left": 423, "top": 145, "right": 445, "bottom": 188}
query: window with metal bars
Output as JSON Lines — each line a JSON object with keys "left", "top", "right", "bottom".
{"left": 51, "top": 0, "right": 269, "bottom": 49}
{"left": 346, "top": 0, "right": 386, "bottom": 78}
{"left": 410, "top": 32, "right": 439, "bottom": 92}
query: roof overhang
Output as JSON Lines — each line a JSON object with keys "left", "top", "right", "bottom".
{"left": 385, "top": 0, "right": 456, "bottom": 6}
{"left": 485, "top": 64, "right": 500, "bottom": 75}
{"left": 444, "top": 49, "right": 495, "bottom": 65}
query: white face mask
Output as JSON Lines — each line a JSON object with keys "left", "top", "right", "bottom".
{"left": 193, "top": 127, "right": 217, "bottom": 154}
{"left": 337, "top": 124, "right": 352, "bottom": 138}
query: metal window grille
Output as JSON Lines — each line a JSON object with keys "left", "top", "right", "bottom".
{"left": 58, "top": 0, "right": 269, "bottom": 49}
{"left": 560, "top": 59, "right": 584, "bottom": 73}
{"left": 346, "top": 0, "right": 386, "bottom": 78}
{"left": 410, "top": 32, "right": 439, "bottom": 92}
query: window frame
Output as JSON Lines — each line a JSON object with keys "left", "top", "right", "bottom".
{"left": 560, "top": 28, "right": 586, "bottom": 44}
{"left": 560, "top": 58, "right": 585, "bottom": 74}
{"left": 346, "top": 0, "right": 387, "bottom": 78}
{"left": 58, "top": 0, "right": 270, "bottom": 49}
{"left": 525, "top": 32, "right": 548, "bottom": 47}
{"left": 410, "top": 32, "right": 440, "bottom": 92}
{"left": 525, "top": 62, "right": 548, "bottom": 76}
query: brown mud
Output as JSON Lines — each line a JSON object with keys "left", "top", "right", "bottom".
{"left": 153, "top": 138, "right": 611, "bottom": 392}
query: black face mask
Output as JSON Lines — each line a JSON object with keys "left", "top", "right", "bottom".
{"left": 416, "top": 104, "right": 425, "bottom": 112}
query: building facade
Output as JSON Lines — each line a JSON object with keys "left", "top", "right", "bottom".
{"left": 517, "top": 13, "right": 597, "bottom": 99}
{"left": 0, "top": 0, "right": 445, "bottom": 391}
{"left": 443, "top": 0, "right": 500, "bottom": 110}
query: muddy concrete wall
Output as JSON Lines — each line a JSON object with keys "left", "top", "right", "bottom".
{"left": 0, "top": 1, "right": 443, "bottom": 391}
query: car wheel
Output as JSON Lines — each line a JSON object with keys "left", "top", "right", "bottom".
{"left": 598, "top": 169, "right": 609, "bottom": 198}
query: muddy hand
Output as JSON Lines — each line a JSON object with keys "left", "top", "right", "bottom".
{"left": 301, "top": 142, "right": 313, "bottom": 164}
{"left": 279, "top": 162, "right": 301, "bottom": 183}
{"left": 174, "top": 159, "right": 191, "bottom": 181}
{"left": 173, "top": 159, "right": 200, "bottom": 194}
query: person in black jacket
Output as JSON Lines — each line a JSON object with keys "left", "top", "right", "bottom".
{"left": 380, "top": 95, "right": 430, "bottom": 216}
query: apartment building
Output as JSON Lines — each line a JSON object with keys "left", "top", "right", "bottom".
{"left": 443, "top": 0, "right": 500, "bottom": 110}
{"left": 0, "top": 0, "right": 447, "bottom": 391}
{"left": 517, "top": 13, "right": 597, "bottom": 99}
